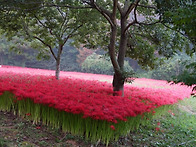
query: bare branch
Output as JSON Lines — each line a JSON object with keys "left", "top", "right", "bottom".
{"left": 124, "top": 0, "right": 140, "bottom": 19}
{"left": 33, "top": 36, "right": 57, "bottom": 61}
{"left": 117, "top": 2, "right": 123, "bottom": 15}
{"left": 133, "top": 1, "right": 161, "bottom": 26}
{"left": 84, "top": 0, "right": 114, "bottom": 27}
{"left": 124, "top": 20, "right": 136, "bottom": 33}
{"left": 56, "top": 6, "right": 65, "bottom": 19}
{"left": 133, "top": 3, "right": 138, "bottom": 24}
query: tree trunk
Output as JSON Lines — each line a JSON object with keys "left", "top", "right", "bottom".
{"left": 112, "top": 16, "right": 128, "bottom": 96}
{"left": 112, "top": 73, "right": 125, "bottom": 96}
{"left": 55, "top": 58, "right": 60, "bottom": 80}
{"left": 55, "top": 45, "right": 63, "bottom": 80}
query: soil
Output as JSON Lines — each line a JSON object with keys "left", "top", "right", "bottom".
{"left": 0, "top": 111, "right": 91, "bottom": 147}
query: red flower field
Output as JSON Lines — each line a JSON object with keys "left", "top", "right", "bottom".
{"left": 0, "top": 65, "right": 193, "bottom": 123}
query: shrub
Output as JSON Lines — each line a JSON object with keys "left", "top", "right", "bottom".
{"left": 81, "top": 53, "right": 133, "bottom": 75}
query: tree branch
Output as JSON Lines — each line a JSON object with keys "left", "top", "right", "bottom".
{"left": 124, "top": 0, "right": 140, "bottom": 19}
{"left": 134, "top": 2, "right": 161, "bottom": 26}
{"left": 1, "top": 1, "right": 92, "bottom": 11}
{"left": 34, "top": 14, "right": 56, "bottom": 37}
{"left": 62, "top": 24, "right": 83, "bottom": 46}
{"left": 137, "top": 4, "right": 156, "bottom": 9}
{"left": 60, "top": 17, "right": 69, "bottom": 38}
{"left": 161, "top": 22, "right": 190, "bottom": 39}
{"left": 56, "top": 6, "right": 65, "bottom": 19}
{"left": 124, "top": 20, "right": 136, "bottom": 33}
{"left": 117, "top": 2, "right": 123, "bottom": 15}
{"left": 112, "top": 0, "right": 118, "bottom": 20}
{"left": 84, "top": 0, "right": 114, "bottom": 27}
{"left": 136, "top": 19, "right": 161, "bottom": 26}
{"left": 33, "top": 36, "right": 57, "bottom": 61}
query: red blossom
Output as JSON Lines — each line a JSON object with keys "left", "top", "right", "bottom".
{"left": 155, "top": 127, "right": 160, "bottom": 131}
{"left": 36, "top": 126, "right": 41, "bottom": 129}
{"left": 26, "top": 113, "right": 31, "bottom": 116}
{"left": 110, "top": 125, "right": 115, "bottom": 130}
{"left": 0, "top": 66, "right": 193, "bottom": 123}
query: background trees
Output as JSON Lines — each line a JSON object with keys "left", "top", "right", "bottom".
{"left": 155, "top": 0, "right": 196, "bottom": 90}
{"left": 0, "top": 0, "right": 99, "bottom": 79}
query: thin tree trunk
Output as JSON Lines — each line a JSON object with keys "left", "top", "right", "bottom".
{"left": 55, "top": 45, "right": 63, "bottom": 80}
{"left": 55, "top": 58, "right": 60, "bottom": 80}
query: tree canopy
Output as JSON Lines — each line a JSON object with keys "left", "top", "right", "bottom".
{"left": 156, "top": 0, "right": 196, "bottom": 47}
{"left": 0, "top": 0, "right": 195, "bottom": 95}
{"left": 0, "top": 0, "right": 101, "bottom": 79}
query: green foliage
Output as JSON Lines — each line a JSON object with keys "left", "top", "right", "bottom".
{"left": 0, "top": 35, "right": 81, "bottom": 71}
{"left": 130, "top": 97, "right": 196, "bottom": 147}
{"left": 127, "top": 24, "right": 192, "bottom": 69}
{"left": 137, "top": 53, "right": 196, "bottom": 82}
{"left": 80, "top": 0, "right": 194, "bottom": 71}
{"left": 82, "top": 53, "right": 133, "bottom": 75}
{"left": 0, "top": 36, "right": 42, "bottom": 67}
{"left": 172, "top": 62, "right": 196, "bottom": 92}
{"left": 0, "top": 0, "right": 100, "bottom": 78}
{"left": 156, "top": 0, "right": 196, "bottom": 47}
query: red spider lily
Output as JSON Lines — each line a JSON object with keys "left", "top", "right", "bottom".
{"left": 168, "top": 110, "right": 175, "bottom": 116}
{"left": 155, "top": 127, "right": 160, "bottom": 131}
{"left": 36, "top": 126, "right": 41, "bottom": 129}
{"left": 25, "top": 113, "right": 31, "bottom": 116}
{"left": 0, "top": 66, "right": 193, "bottom": 123}
{"left": 110, "top": 125, "right": 115, "bottom": 130}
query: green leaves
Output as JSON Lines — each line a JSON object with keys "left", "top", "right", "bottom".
{"left": 155, "top": 0, "right": 196, "bottom": 46}
{"left": 172, "top": 61, "right": 196, "bottom": 91}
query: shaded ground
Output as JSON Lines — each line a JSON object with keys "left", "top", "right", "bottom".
{"left": 0, "top": 97, "right": 196, "bottom": 147}
{"left": 0, "top": 111, "right": 89, "bottom": 147}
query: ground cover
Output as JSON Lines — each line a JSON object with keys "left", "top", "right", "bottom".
{"left": 0, "top": 65, "right": 194, "bottom": 144}
{"left": 0, "top": 97, "right": 195, "bottom": 147}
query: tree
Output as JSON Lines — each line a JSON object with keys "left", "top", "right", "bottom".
{"left": 155, "top": 0, "right": 196, "bottom": 91}
{"left": 80, "top": 0, "right": 194, "bottom": 96}
{"left": 0, "top": 0, "right": 97, "bottom": 79}
{"left": 156, "top": 0, "right": 196, "bottom": 48}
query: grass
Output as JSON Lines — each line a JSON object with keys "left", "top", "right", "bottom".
{"left": 127, "top": 97, "right": 196, "bottom": 147}
{"left": 0, "top": 96, "right": 195, "bottom": 146}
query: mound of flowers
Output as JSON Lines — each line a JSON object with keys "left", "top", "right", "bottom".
{"left": 0, "top": 65, "right": 193, "bottom": 144}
